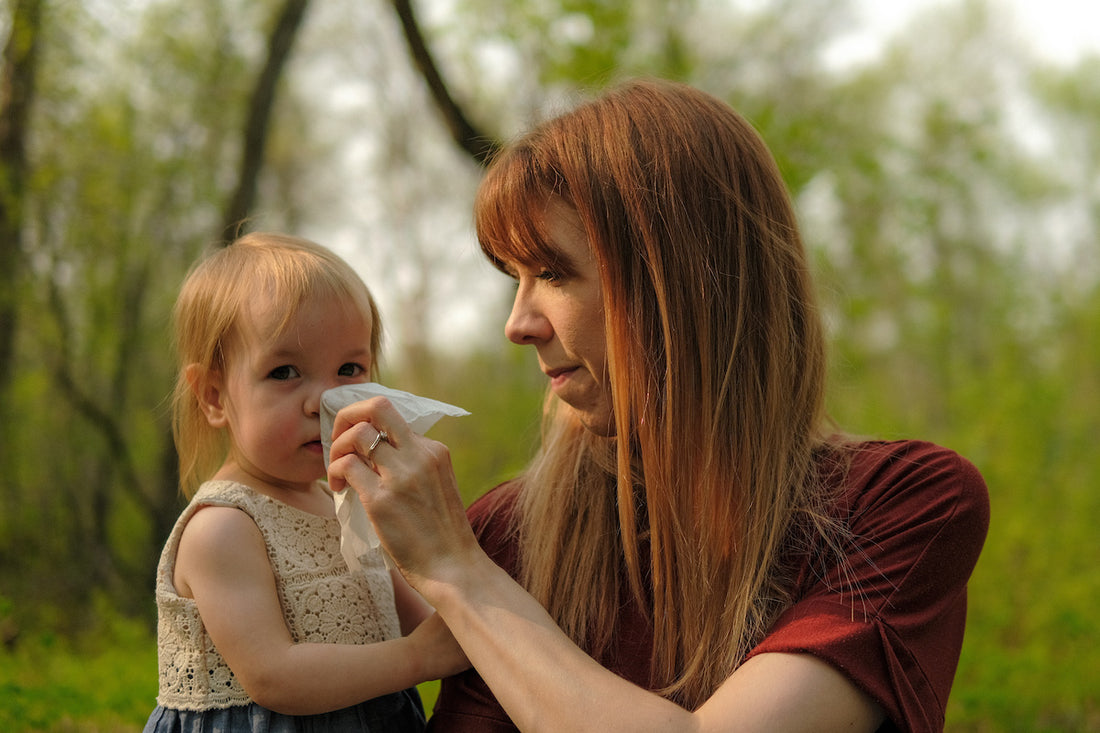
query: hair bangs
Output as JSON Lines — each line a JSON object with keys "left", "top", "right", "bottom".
{"left": 476, "top": 142, "right": 570, "bottom": 275}
{"left": 262, "top": 257, "right": 369, "bottom": 338}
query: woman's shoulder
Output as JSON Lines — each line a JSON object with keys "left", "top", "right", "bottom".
{"left": 828, "top": 438, "right": 990, "bottom": 567}
{"left": 845, "top": 437, "right": 981, "bottom": 471}
{"left": 760, "top": 439, "right": 990, "bottom": 732}
{"left": 841, "top": 439, "right": 987, "bottom": 512}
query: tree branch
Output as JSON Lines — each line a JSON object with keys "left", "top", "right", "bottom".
{"left": 389, "top": 0, "right": 499, "bottom": 166}
{"left": 43, "top": 271, "right": 158, "bottom": 520}
{"left": 220, "top": 0, "right": 312, "bottom": 239}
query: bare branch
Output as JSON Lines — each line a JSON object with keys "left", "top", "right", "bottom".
{"left": 43, "top": 270, "right": 158, "bottom": 520}
{"left": 220, "top": 0, "right": 312, "bottom": 239}
{"left": 389, "top": 0, "right": 499, "bottom": 166}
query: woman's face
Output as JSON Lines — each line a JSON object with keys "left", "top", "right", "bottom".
{"left": 503, "top": 202, "right": 614, "bottom": 436}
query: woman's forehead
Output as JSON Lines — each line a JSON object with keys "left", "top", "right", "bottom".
{"left": 482, "top": 195, "right": 588, "bottom": 267}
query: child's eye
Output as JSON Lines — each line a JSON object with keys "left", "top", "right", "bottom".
{"left": 269, "top": 365, "right": 300, "bottom": 380}
{"left": 338, "top": 362, "right": 367, "bottom": 378}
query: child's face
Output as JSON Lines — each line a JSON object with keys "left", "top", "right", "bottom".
{"left": 217, "top": 295, "right": 374, "bottom": 493}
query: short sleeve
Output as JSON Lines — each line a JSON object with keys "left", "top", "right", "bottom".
{"left": 747, "top": 441, "right": 990, "bottom": 733}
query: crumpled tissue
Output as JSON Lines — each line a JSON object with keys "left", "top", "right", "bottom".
{"left": 320, "top": 382, "right": 469, "bottom": 573}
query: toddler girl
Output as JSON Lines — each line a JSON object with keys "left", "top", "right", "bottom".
{"left": 143, "top": 232, "right": 464, "bottom": 732}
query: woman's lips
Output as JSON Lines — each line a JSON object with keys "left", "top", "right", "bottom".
{"left": 547, "top": 367, "right": 578, "bottom": 389}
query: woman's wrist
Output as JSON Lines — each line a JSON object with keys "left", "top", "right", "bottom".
{"left": 413, "top": 544, "right": 507, "bottom": 629}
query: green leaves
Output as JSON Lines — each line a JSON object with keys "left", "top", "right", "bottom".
{"left": 0, "top": 0, "right": 1098, "bottom": 728}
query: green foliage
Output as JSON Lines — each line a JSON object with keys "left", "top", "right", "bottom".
{"left": 947, "top": 293, "right": 1100, "bottom": 730}
{"left": 450, "top": 0, "right": 697, "bottom": 88}
{"left": 828, "top": 312, "right": 1100, "bottom": 730}
{"left": 0, "top": 597, "right": 157, "bottom": 732}
{"left": 1, "top": 0, "right": 1099, "bottom": 730}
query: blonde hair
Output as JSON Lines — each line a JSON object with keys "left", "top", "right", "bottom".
{"left": 476, "top": 79, "right": 844, "bottom": 708}
{"left": 171, "top": 232, "right": 382, "bottom": 497}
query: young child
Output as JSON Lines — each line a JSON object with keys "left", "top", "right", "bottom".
{"left": 144, "top": 232, "right": 464, "bottom": 732}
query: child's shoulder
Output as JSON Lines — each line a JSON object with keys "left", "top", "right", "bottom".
{"left": 178, "top": 481, "right": 266, "bottom": 551}
{"left": 180, "top": 486, "right": 265, "bottom": 553}
{"left": 172, "top": 495, "right": 269, "bottom": 600}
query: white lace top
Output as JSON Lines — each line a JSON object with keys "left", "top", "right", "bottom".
{"left": 153, "top": 480, "right": 400, "bottom": 710}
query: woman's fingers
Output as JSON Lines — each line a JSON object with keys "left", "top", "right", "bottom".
{"left": 327, "top": 397, "right": 406, "bottom": 490}
{"left": 326, "top": 450, "right": 377, "bottom": 495}
{"left": 326, "top": 397, "right": 479, "bottom": 584}
{"left": 330, "top": 397, "right": 414, "bottom": 450}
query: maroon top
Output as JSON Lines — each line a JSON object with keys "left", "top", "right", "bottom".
{"left": 427, "top": 440, "right": 989, "bottom": 733}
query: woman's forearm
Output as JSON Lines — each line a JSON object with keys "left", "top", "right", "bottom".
{"left": 424, "top": 559, "right": 884, "bottom": 733}
{"left": 421, "top": 555, "right": 693, "bottom": 733}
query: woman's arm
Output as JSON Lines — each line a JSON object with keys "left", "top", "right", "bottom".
{"left": 327, "top": 398, "right": 884, "bottom": 732}
{"left": 174, "top": 505, "right": 467, "bottom": 715}
{"left": 417, "top": 531, "right": 882, "bottom": 733}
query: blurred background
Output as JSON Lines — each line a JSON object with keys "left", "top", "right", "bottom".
{"left": 0, "top": 0, "right": 1096, "bottom": 729}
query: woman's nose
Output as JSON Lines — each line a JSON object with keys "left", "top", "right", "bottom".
{"left": 505, "top": 287, "right": 551, "bottom": 345}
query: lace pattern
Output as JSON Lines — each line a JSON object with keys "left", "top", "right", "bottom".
{"left": 153, "top": 480, "right": 399, "bottom": 710}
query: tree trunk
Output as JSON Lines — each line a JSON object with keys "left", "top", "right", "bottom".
{"left": 219, "top": 0, "right": 312, "bottom": 239}
{"left": 0, "top": 0, "right": 44, "bottom": 405}
{"left": 389, "top": 0, "right": 499, "bottom": 166}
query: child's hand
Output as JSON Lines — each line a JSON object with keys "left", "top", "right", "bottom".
{"left": 409, "top": 612, "right": 470, "bottom": 679}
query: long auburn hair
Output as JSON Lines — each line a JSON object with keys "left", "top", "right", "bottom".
{"left": 476, "top": 79, "right": 843, "bottom": 708}
{"left": 171, "top": 232, "right": 382, "bottom": 497}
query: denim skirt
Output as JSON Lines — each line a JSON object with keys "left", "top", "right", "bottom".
{"left": 143, "top": 688, "right": 425, "bottom": 733}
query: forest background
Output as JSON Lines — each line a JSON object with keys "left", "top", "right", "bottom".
{"left": 0, "top": 0, "right": 1097, "bottom": 730}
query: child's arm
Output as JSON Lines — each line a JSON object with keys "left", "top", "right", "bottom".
{"left": 391, "top": 568, "right": 434, "bottom": 635}
{"left": 175, "top": 505, "right": 468, "bottom": 715}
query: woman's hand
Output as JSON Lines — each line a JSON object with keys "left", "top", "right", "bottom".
{"left": 326, "top": 397, "right": 481, "bottom": 590}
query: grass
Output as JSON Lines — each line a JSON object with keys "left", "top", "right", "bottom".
{"left": 0, "top": 620, "right": 441, "bottom": 733}
{"left": 0, "top": 615, "right": 156, "bottom": 732}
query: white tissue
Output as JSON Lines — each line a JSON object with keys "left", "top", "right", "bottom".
{"left": 320, "top": 383, "right": 469, "bottom": 573}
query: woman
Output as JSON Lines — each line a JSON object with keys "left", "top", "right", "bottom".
{"left": 328, "top": 79, "right": 989, "bottom": 732}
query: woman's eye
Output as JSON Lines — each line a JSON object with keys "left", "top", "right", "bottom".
{"left": 537, "top": 269, "right": 561, "bottom": 283}
{"left": 338, "top": 362, "right": 367, "bottom": 378}
{"left": 269, "top": 365, "right": 300, "bottom": 380}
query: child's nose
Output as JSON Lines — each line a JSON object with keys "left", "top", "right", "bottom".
{"left": 305, "top": 383, "right": 326, "bottom": 417}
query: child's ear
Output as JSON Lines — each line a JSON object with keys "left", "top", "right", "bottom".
{"left": 185, "top": 363, "right": 228, "bottom": 428}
